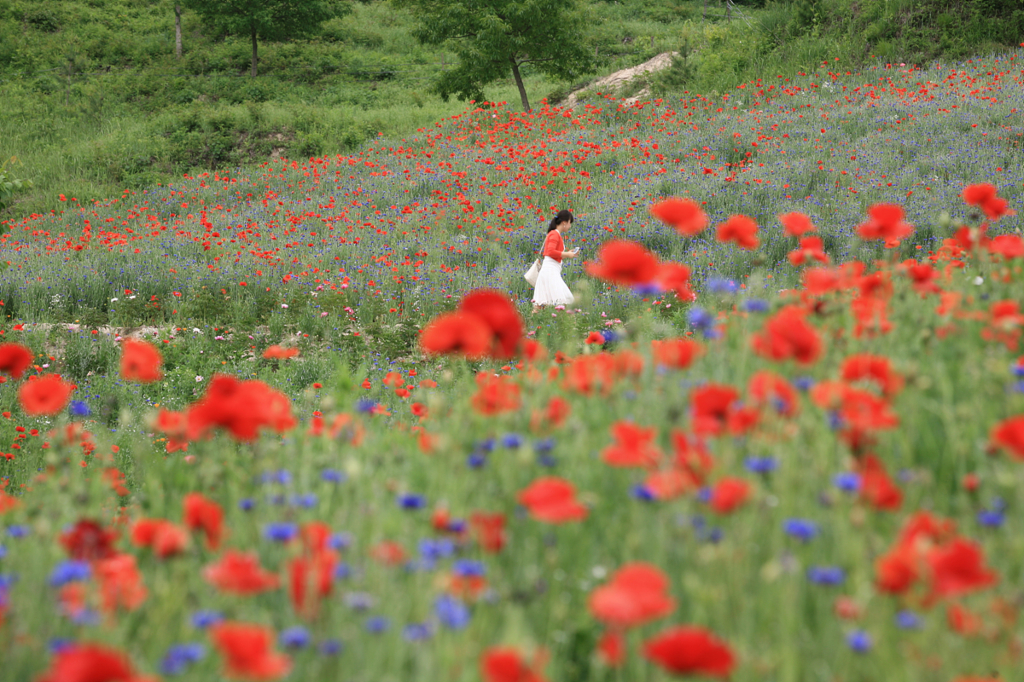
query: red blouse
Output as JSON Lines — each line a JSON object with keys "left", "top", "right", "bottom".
{"left": 542, "top": 230, "right": 564, "bottom": 263}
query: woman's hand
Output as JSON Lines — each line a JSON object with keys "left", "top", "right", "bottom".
{"left": 563, "top": 248, "right": 580, "bottom": 259}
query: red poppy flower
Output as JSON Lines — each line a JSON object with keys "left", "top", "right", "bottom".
{"left": 585, "top": 331, "right": 605, "bottom": 345}
{"left": 654, "top": 262, "right": 696, "bottom": 301}
{"left": 121, "top": 339, "right": 163, "bottom": 382}
{"left": 708, "top": 477, "right": 751, "bottom": 514}
{"left": 131, "top": 519, "right": 188, "bottom": 558}
{"left": 470, "top": 512, "right": 507, "bottom": 553}
{"left": 857, "top": 455, "right": 902, "bottom": 511}
{"left": 480, "top": 647, "right": 548, "bottom": 682}
{"left": 751, "top": 306, "right": 823, "bottom": 365}
{"left": 518, "top": 477, "right": 588, "bottom": 523}
{"left": 690, "top": 384, "right": 740, "bottom": 437}
{"left": 962, "top": 183, "right": 1013, "bottom": 220}
{"left": 60, "top": 519, "right": 119, "bottom": 562}
{"left": 471, "top": 373, "right": 521, "bottom": 415}
{"left": 597, "top": 631, "right": 626, "bottom": 666}
{"left": 184, "top": 492, "right": 225, "bottom": 550}
{"left": 982, "top": 300, "right": 1024, "bottom": 350}
{"left": 990, "top": 415, "right": 1024, "bottom": 459}
{"left": 650, "top": 197, "right": 708, "bottom": 237}
{"left": 988, "top": 234, "right": 1024, "bottom": 259}
{"left": 901, "top": 261, "right": 941, "bottom": 295}
{"left": 601, "top": 421, "right": 661, "bottom": 468}
{"left": 36, "top": 644, "right": 154, "bottom": 682}
{"left": 926, "top": 538, "right": 998, "bottom": 602}
{"left": 856, "top": 204, "right": 913, "bottom": 247}
{"left": 203, "top": 551, "right": 280, "bottom": 594}
{"left": 211, "top": 622, "right": 292, "bottom": 680}
{"left": 672, "top": 431, "right": 714, "bottom": 483}
{"left": 747, "top": 370, "right": 799, "bottom": 417}
{"left": 585, "top": 240, "right": 660, "bottom": 287}
{"left": 788, "top": 236, "right": 829, "bottom": 266}
{"left": 459, "top": 289, "right": 523, "bottom": 359}
{"left": 187, "top": 375, "right": 296, "bottom": 441}
{"left": 589, "top": 562, "right": 675, "bottom": 628}
{"left": 0, "top": 343, "right": 33, "bottom": 379}
{"left": 370, "top": 540, "right": 407, "bottom": 566}
{"left": 643, "top": 626, "right": 736, "bottom": 678}
{"left": 779, "top": 211, "right": 816, "bottom": 237}
{"left": 716, "top": 214, "right": 759, "bottom": 250}
{"left": 95, "top": 554, "right": 147, "bottom": 613}
{"left": 19, "top": 373, "right": 74, "bottom": 416}
{"left": 841, "top": 354, "right": 903, "bottom": 397}
{"left": 262, "top": 345, "right": 299, "bottom": 360}
{"left": 419, "top": 311, "right": 492, "bottom": 359}
{"left": 651, "top": 338, "right": 702, "bottom": 370}
{"left": 947, "top": 602, "right": 984, "bottom": 637}
{"left": 289, "top": 551, "right": 337, "bottom": 619}
{"left": 875, "top": 544, "right": 920, "bottom": 595}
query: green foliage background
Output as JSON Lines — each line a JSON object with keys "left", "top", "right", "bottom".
{"left": 0, "top": 0, "right": 1021, "bottom": 217}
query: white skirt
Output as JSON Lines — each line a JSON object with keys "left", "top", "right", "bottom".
{"left": 532, "top": 257, "right": 574, "bottom": 306}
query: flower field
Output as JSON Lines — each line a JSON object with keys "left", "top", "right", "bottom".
{"left": 0, "top": 49, "right": 1023, "bottom": 681}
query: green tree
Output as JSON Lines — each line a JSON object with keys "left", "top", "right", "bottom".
{"left": 179, "top": 0, "right": 345, "bottom": 77}
{"left": 394, "top": 0, "right": 596, "bottom": 111}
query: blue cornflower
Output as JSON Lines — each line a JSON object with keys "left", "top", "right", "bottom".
{"left": 977, "top": 508, "right": 1005, "bottom": 528}
{"left": 190, "top": 610, "right": 224, "bottom": 629}
{"left": 263, "top": 522, "right": 298, "bottom": 543}
{"left": 895, "top": 611, "right": 922, "bottom": 629}
{"left": 695, "top": 487, "right": 712, "bottom": 503}
{"left": 398, "top": 493, "right": 426, "bottom": 510}
{"left": 632, "top": 484, "right": 656, "bottom": 502}
{"left": 69, "top": 401, "right": 91, "bottom": 417}
{"left": 826, "top": 411, "right": 845, "bottom": 430}
{"left": 160, "top": 643, "right": 206, "bottom": 675}
{"left": 741, "top": 298, "right": 769, "bottom": 313}
{"left": 435, "top": 594, "right": 471, "bottom": 629}
{"left": 290, "top": 493, "right": 318, "bottom": 508}
{"left": 260, "top": 469, "right": 291, "bottom": 485}
{"left": 365, "top": 616, "right": 390, "bottom": 634}
{"left": 846, "top": 630, "right": 872, "bottom": 653}
{"left": 453, "top": 559, "right": 486, "bottom": 577}
{"left": 501, "top": 433, "right": 523, "bottom": 448}
{"left": 467, "top": 453, "right": 487, "bottom": 469}
{"left": 321, "top": 469, "right": 346, "bottom": 483}
{"left": 419, "top": 538, "right": 454, "bottom": 561}
{"left": 1012, "top": 361, "right": 1024, "bottom": 378}
{"left": 356, "top": 398, "right": 377, "bottom": 414}
{"left": 333, "top": 562, "right": 354, "bottom": 580}
{"left": 533, "top": 438, "right": 555, "bottom": 454}
{"left": 0, "top": 544, "right": 6, "bottom": 559}
{"left": 792, "top": 376, "right": 815, "bottom": 392}
{"left": 280, "top": 626, "right": 310, "bottom": 649}
{"left": 319, "top": 639, "right": 343, "bottom": 656}
{"left": 238, "top": 498, "right": 255, "bottom": 512}
{"left": 687, "top": 306, "right": 718, "bottom": 339}
{"left": 783, "top": 519, "right": 819, "bottom": 542}
{"left": 328, "top": 532, "right": 353, "bottom": 550}
{"left": 48, "top": 638, "right": 75, "bottom": 654}
{"left": 403, "top": 622, "right": 433, "bottom": 641}
{"left": 48, "top": 560, "right": 91, "bottom": 588}
{"left": 537, "top": 453, "right": 558, "bottom": 467}
{"left": 345, "top": 592, "right": 374, "bottom": 611}
{"left": 475, "top": 438, "right": 496, "bottom": 454}
{"left": 600, "top": 329, "right": 618, "bottom": 344}
{"left": 807, "top": 566, "right": 845, "bottom": 586}
{"left": 446, "top": 518, "right": 467, "bottom": 533}
{"left": 744, "top": 456, "right": 778, "bottom": 475}
{"left": 833, "top": 472, "right": 862, "bottom": 493}
{"left": 707, "top": 277, "right": 738, "bottom": 294}
{"left": 6, "top": 525, "right": 28, "bottom": 539}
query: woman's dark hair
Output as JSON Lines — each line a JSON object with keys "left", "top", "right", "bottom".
{"left": 547, "top": 209, "right": 574, "bottom": 232}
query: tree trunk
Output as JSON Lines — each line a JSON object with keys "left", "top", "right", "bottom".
{"left": 174, "top": 4, "right": 182, "bottom": 59}
{"left": 510, "top": 58, "right": 530, "bottom": 112}
{"left": 250, "top": 21, "right": 258, "bottom": 77}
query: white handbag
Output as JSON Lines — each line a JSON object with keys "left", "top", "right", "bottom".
{"left": 524, "top": 257, "right": 541, "bottom": 286}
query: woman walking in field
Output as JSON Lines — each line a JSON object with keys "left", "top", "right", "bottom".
{"left": 532, "top": 209, "right": 579, "bottom": 307}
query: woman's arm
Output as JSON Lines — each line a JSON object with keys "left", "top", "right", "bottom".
{"left": 561, "top": 247, "right": 579, "bottom": 259}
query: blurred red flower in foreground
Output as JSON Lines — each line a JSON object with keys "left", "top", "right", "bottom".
{"left": 0, "top": 343, "right": 33, "bottom": 379}
{"left": 962, "top": 183, "right": 1013, "bottom": 221}
{"left": 184, "top": 492, "right": 225, "bottom": 550}
{"left": 459, "top": 289, "right": 524, "bottom": 359}
{"left": 650, "top": 197, "right": 708, "bottom": 237}
{"left": 203, "top": 551, "right": 280, "bottom": 595}
{"left": 518, "top": 477, "right": 588, "bottom": 523}
{"left": 420, "top": 290, "right": 524, "bottom": 360}
{"left": 643, "top": 626, "right": 736, "bottom": 678}
{"left": 481, "top": 647, "right": 548, "bottom": 682}
{"left": 121, "top": 339, "right": 163, "bottom": 383}
{"left": 262, "top": 345, "right": 299, "bottom": 360}
{"left": 586, "top": 240, "right": 660, "bottom": 286}
{"left": 990, "top": 414, "right": 1024, "bottom": 459}
{"left": 716, "top": 214, "right": 759, "bottom": 250}
{"left": 419, "top": 311, "right": 492, "bottom": 359}
{"left": 60, "top": 519, "right": 118, "bottom": 562}
{"left": 752, "top": 306, "right": 823, "bottom": 365}
{"left": 187, "top": 375, "right": 296, "bottom": 441}
{"left": 779, "top": 211, "right": 816, "bottom": 237}
{"left": 36, "top": 643, "right": 156, "bottom": 682}
{"left": 211, "top": 622, "right": 291, "bottom": 680}
{"left": 589, "top": 562, "right": 675, "bottom": 628}
{"left": 857, "top": 204, "right": 913, "bottom": 247}
{"left": 19, "top": 374, "right": 74, "bottom": 416}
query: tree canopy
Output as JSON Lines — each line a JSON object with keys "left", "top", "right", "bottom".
{"left": 180, "top": 0, "right": 345, "bottom": 76}
{"left": 394, "top": 0, "right": 596, "bottom": 111}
